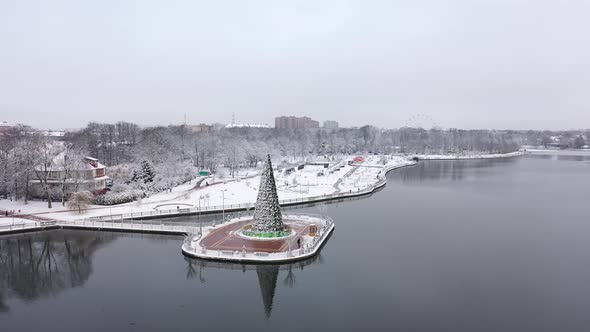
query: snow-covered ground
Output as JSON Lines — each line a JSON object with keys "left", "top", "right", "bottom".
{"left": 0, "top": 217, "right": 36, "bottom": 228}
{"left": 0, "top": 152, "right": 520, "bottom": 222}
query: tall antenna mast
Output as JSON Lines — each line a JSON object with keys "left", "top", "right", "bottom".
{"left": 232, "top": 112, "right": 236, "bottom": 125}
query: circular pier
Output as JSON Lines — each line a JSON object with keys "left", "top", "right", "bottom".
{"left": 181, "top": 213, "right": 334, "bottom": 263}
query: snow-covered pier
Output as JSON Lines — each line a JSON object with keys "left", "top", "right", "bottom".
{"left": 0, "top": 220, "right": 59, "bottom": 235}
{"left": 181, "top": 214, "right": 335, "bottom": 263}
{"left": 0, "top": 219, "right": 197, "bottom": 236}
{"left": 0, "top": 213, "right": 334, "bottom": 263}
{"left": 60, "top": 219, "right": 198, "bottom": 235}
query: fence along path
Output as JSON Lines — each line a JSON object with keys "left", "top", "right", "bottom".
{"left": 61, "top": 219, "right": 198, "bottom": 235}
{"left": 0, "top": 218, "right": 199, "bottom": 236}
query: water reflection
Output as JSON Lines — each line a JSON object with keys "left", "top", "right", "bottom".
{"left": 391, "top": 158, "right": 518, "bottom": 183}
{"left": 525, "top": 154, "right": 553, "bottom": 160}
{"left": 184, "top": 253, "right": 322, "bottom": 319}
{"left": 0, "top": 230, "right": 115, "bottom": 312}
{"left": 527, "top": 150, "right": 590, "bottom": 162}
{"left": 256, "top": 265, "right": 279, "bottom": 318}
{"left": 0, "top": 225, "right": 324, "bottom": 320}
{"left": 557, "top": 154, "right": 590, "bottom": 162}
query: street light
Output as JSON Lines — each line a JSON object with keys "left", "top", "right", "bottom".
{"left": 221, "top": 188, "right": 228, "bottom": 224}
{"left": 198, "top": 195, "right": 203, "bottom": 234}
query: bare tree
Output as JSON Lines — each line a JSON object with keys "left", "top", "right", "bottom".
{"left": 32, "top": 138, "right": 60, "bottom": 208}
{"left": 56, "top": 144, "right": 87, "bottom": 206}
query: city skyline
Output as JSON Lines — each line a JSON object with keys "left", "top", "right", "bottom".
{"left": 3, "top": 112, "right": 589, "bottom": 132}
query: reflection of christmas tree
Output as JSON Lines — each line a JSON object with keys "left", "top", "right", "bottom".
{"left": 256, "top": 265, "right": 279, "bottom": 319}
{"left": 253, "top": 154, "right": 284, "bottom": 232}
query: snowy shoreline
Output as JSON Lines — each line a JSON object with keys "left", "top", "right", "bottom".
{"left": 0, "top": 151, "right": 523, "bottom": 227}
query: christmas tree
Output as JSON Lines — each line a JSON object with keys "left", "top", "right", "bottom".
{"left": 252, "top": 154, "right": 284, "bottom": 232}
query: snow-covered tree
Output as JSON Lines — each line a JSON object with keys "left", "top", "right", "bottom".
{"left": 131, "top": 160, "right": 155, "bottom": 184}
{"left": 67, "top": 191, "right": 93, "bottom": 213}
{"left": 32, "top": 138, "right": 61, "bottom": 208}
{"left": 56, "top": 144, "right": 87, "bottom": 206}
{"left": 140, "top": 160, "right": 156, "bottom": 183}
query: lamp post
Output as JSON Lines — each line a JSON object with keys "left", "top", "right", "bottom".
{"left": 221, "top": 189, "right": 227, "bottom": 224}
{"left": 198, "top": 196, "right": 203, "bottom": 234}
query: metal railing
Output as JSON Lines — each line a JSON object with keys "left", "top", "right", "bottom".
{"left": 61, "top": 219, "right": 199, "bottom": 234}
{"left": 0, "top": 220, "right": 57, "bottom": 233}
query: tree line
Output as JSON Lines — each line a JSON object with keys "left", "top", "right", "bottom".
{"left": 2, "top": 120, "right": 587, "bottom": 206}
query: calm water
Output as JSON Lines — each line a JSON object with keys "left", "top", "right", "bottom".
{"left": 2, "top": 153, "right": 590, "bottom": 331}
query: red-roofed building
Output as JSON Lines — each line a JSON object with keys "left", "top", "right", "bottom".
{"left": 31, "top": 156, "right": 109, "bottom": 195}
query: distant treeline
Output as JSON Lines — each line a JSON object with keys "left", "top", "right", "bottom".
{"left": 61, "top": 123, "right": 589, "bottom": 168}
{"left": 64, "top": 123, "right": 533, "bottom": 168}
{"left": 1, "top": 122, "right": 587, "bottom": 203}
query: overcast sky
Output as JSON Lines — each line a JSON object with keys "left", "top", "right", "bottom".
{"left": 1, "top": 0, "right": 589, "bottom": 130}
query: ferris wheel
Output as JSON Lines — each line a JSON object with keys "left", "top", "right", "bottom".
{"left": 403, "top": 114, "right": 440, "bottom": 129}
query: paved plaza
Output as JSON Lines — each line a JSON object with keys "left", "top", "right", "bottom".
{"left": 200, "top": 218, "right": 310, "bottom": 253}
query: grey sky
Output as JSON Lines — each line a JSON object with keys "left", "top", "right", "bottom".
{"left": 1, "top": 0, "right": 589, "bottom": 130}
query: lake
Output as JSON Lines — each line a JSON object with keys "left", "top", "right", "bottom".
{"left": 2, "top": 152, "right": 590, "bottom": 331}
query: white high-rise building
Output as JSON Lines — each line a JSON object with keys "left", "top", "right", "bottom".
{"left": 323, "top": 120, "right": 339, "bottom": 129}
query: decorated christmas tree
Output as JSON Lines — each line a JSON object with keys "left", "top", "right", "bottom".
{"left": 252, "top": 154, "right": 284, "bottom": 232}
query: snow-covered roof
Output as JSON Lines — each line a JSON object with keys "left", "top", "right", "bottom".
{"left": 39, "top": 153, "right": 105, "bottom": 171}
{"left": 84, "top": 157, "right": 106, "bottom": 170}
{"left": 0, "top": 121, "right": 11, "bottom": 127}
